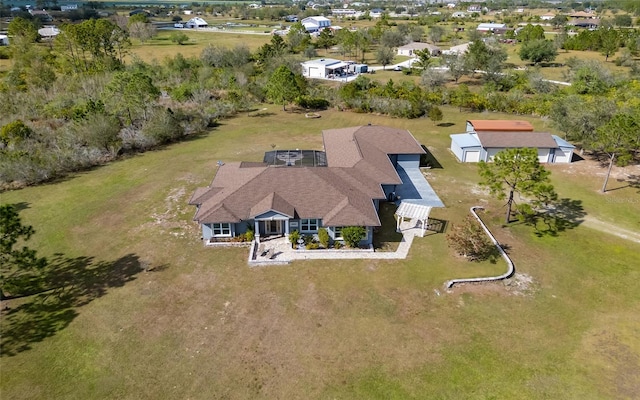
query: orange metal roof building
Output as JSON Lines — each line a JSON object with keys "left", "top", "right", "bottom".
{"left": 467, "top": 120, "right": 534, "bottom": 132}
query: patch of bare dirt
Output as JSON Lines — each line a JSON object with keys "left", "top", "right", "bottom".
{"left": 133, "top": 186, "right": 196, "bottom": 238}
{"left": 582, "top": 216, "right": 640, "bottom": 244}
{"left": 550, "top": 155, "right": 640, "bottom": 182}
{"left": 449, "top": 273, "right": 536, "bottom": 297}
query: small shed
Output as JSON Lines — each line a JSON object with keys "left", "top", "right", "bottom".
{"left": 0, "top": 35, "right": 8, "bottom": 46}
{"left": 349, "top": 64, "right": 368, "bottom": 74}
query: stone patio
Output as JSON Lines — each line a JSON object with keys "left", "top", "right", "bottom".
{"left": 248, "top": 219, "right": 428, "bottom": 265}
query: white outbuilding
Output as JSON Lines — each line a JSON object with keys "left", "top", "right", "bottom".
{"left": 185, "top": 17, "right": 208, "bottom": 28}
{"left": 301, "top": 16, "right": 331, "bottom": 32}
{"left": 301, "top": 58, "right": 348, "bottom": 79}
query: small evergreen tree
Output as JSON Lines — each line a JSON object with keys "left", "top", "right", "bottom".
{"left": 318, "top": 228, "right": 330, "bottom": 248}
{"left": 341, "top": 226, "right": 366, "bottom": 248}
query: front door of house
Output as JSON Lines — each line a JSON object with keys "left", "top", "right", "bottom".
{"left": 265, "top": 220, "right": 283, "bottom": 235}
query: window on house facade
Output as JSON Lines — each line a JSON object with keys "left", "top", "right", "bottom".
{"left": 212, "top": 223, "right": 231, "bottom": 237}
{"left": 301, "top": 218, "right": 319, "bottom": 232}
{"left": 332, "top": 226, "right": 368, "bottom": 241}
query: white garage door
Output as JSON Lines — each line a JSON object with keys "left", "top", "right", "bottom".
{"left": 553, "top": 149, "right": 571, "bottom": 163}
{"left": 465, "top": 151, "right": 480, "bottom": 162}
{"left": 537, "top": 148, "right": 550, "bottom": 163}
{"left": 308, "top": 67, "right": 320, "bottom": 78}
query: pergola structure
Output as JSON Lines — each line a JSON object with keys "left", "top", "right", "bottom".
{"left": 395, "top": 202, "right": 432, "bottom": 237}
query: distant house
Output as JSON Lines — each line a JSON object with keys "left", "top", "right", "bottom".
{"left": 129, "top": 9, "right": 149, "bottom": 17}
{"left": 332, "top": 9, "right": 357, "bottom": 17}
{"left": 301, "top": 16, "right": 331, "bottom": 32}
{"left": 452, "top": 11, "right": 466, "bottom": 18}
{"left": 449, "top": 120, "right": 574, "bottom": 163}
{"left": 301, "top": 58, "right": 363, "bottom": 79}
{"left": 185, "top": 17, "right": 208, "bottom": 28}
{"left": 0, "top": 34, "right": 8, "bottom": 46}
{"left": 190, "top": 126, "right": 444, "bottom": 245}
{"left": 38, "top": 26, "right": 60, "bottom": 39}
{"left": 60, "top": 4, "right": 78, "bottom": 11}
{"left": 29, "top": 9, "right": 52, "bottom": 22}
{"left": 476, "top": 23, "right": 508, "bottom": 33}
{"left": 397, "top": 42, "right": 441, "bottom": 57}
{"left": 370, "top": 8, "right": 384, "bottom": 18}
{"left": 467, "top": 4, "right": 482, "bottom": 13}
{"left": 540, "top": 13, "right": 555, "bottom": 21}
{"left": 442, "top": 42, "right": 471, "bottom": 55}
{"left": 569, "top": 18, "right": 600, "bottom": 29}
{"left": 569, "top": 11, "right": 597, "bottom": 19}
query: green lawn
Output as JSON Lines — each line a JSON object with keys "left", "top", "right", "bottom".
{"left": 1, "top": 106, "right": 639, "bottom": 399}
{"left": 129, "top": 30, "right": 271, "bottom": 63}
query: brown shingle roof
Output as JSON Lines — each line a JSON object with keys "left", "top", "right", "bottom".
{"left": 468, "top": 120, "right": 534, "bottom": 132}
{"left": 191, "top": 125, "right": 425, "bottom": 227}
{"left": 477, "top": 131, "right": 558, "bottom": 148}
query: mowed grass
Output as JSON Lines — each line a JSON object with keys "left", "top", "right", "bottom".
{"left": 1, "top": 106, "right": 639, "bottom": 399}
{"left": 129, "top": 30, "right": 271, "bottom": 62}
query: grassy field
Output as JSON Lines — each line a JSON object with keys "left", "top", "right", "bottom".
{"left": 1, "top": 106, "right": 639, "bottom": 399}
{"left": 129, "top": 29, "right": 272, "bottom": 62}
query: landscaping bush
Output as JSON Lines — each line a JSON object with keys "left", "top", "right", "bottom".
{"left": 341, "top": 226, "right": 367, "bottom": 248}
{"left": 318, "top": 228, "right": 329, "bottom": 248}
{"left": 295, "top": 96, "right": 330, "bottom": 110}
{"left": 446, "top": 216, "right": 498, "bottom": 262}
{"left": 288, "top": 230, "right": 300, "bottom": 248}
{"left": 305, "top": 242, "right": 319, "bottom": 250}
{"left": 245, "top": 228, "right": 255, "bottom": 242}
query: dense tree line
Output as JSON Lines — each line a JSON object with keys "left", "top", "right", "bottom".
{"left": 1, "top": 14, "right": 639, "bottom": 189}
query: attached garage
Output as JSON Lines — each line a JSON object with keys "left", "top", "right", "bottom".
{"left": 450, "top": 133, "right": 483, "bottom": 163}
{"left": 464, "top": 150, "right": 480, "bottom": 162}
{"left": 551, "top": 135, "right": 575, "bottom": 164}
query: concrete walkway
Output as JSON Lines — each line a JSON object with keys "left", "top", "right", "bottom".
{"left": 250, "top": 219, "right": 425, "bottom": 265}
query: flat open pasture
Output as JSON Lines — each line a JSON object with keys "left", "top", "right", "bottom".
{"left": 129, "top": 29, "right": 272, "bottom": 62}
{"left": 1, "top": 106, "right": 639, "bottom": 399}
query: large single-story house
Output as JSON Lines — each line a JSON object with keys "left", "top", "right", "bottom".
{"left": 190, "top": 126, "right": 444, "bottom": 245}
{"left": 301, "top": 16, "right": 331, "bottom": 32}
{"left": 450, "top": 120, "right": 574, "bottom": 163}
{"left": 397, "top": 42, "right": 442, "bottom": 57}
